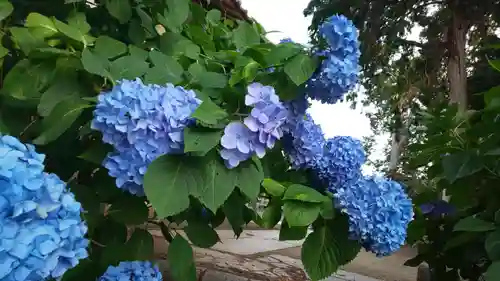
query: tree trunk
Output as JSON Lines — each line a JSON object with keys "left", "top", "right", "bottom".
{"left": 446, "top": 0, "right": 468, "bottom": 112}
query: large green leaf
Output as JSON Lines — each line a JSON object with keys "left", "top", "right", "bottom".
{"left": 183, "top": 127, "right": 222, "bottom": 156}
{"left": 284, "top": 54, "right": 318, "bottom": 85}
{"left": 94, "top": 36, "right": 127, "bottom": 59}
{"left": 0, "top": 0, "right": 13, "bottom": 22}
{"left": 191, "top": 98, "right": 228, "bottom": 125}
{"left": 236, "top": 161, "right": 263, "bottom": 200}
{"left": 265, "top": 43, "right": 302, "bottom": 66}
{"left": 261, "top": 178, "right": 286, "bottom": 197}
{"left": 486, "top": 230, "right": 500, "bottom": 260}
{"left": 258, "top": 200, "right": 282, "bottom": 229}
{"left": 38, "top": 72, "right": 80, "bottom": 116}
{"left": 81, "top": 48, "right": 112, "bottom": 79}
{"left": 144, "top": 50, "right": 183, "bottom": 84}
{"left": 185, "top": 221, "right": 220, "bottom": 248}
{"left": 159, "top": 32, "right": 200, "bottom": 59}
{"left": 196, "top": 156, "right": 237, "bottom": 212}
{"left": 110, "top": 55, "right": 149, "bottom": 80}
{"left": 232, "top": 21, "right": 261, "bottom": 50}
{"left": 168, "top": 235, "right": 197, "bottom": 281}
{"left": 279, "top": 220, "right": 308, "bottom": 241}
{"left": 105, "top": 0, "right": 132, "bottom": 24}
{"left": 33, "top": 99, "right": 91, "bottom": 145}
{"left": 486, "top": 262, "right": 500, "bottom": 281}
{"left": 53, "top": 18, "right": 94, "bottom": 46}
{"left": 442, "top": 152, "right": 483, "bottom": 183}
{"left": 206, "top": 9, "right": 221, "bottom": 25}
{"left": 188, "top": 63, "right": 227, "bottom": 89}
{"left": 25, "top": 12, "right": 58, "bottom": 38}
{"left": 223, "top": 190, "right": 248, "bottom": 237}
{"left": 123, "top": 229, "right": 154, "bottom": 260}
{"left": 144, "top": 155, "right": 204, "bottom": 218}
{"left": 108, "top": 196, "right": 149, "bottom": 225}
{"left": 161, "top": 0, "right": 190, "bottom": 33}
{"left": 301, "top": 220, "right": 361, "bottom": 281}
{"left": 453, "top": 216, "right": 495, "bottom": 232}
{"left": 283, "top": 201, "right": 321, "bottom": 227}
{"left": 283, "top": 184, "right": 329, "bottom": 203}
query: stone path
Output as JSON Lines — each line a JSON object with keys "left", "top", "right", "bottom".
{"left": 151, "top": 228, "right": 416, "bottom": 281}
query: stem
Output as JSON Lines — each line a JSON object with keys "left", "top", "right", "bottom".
{"left": 150, "top": 221, "right": 174, "bottom": 243}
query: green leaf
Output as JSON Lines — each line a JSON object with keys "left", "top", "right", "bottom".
{"left": 53, "top": 19, "right": 94, "bottom": 46}
{"left": 320, "top": 200, "right": 335, "bottom": 219}
{"left": 301, "top": 219, "right": 360, "bottom": 281}
{"left": 486, "top": 230, "right": 500, "bottom": 260}
{"left": 144, "top": 155, "right": 204, "bottom": 218}
{"left": 105, "top": 0, "right": 132, "bottom": 24}
{"left": 185, "top": 221, "right": 220, "bottom": 248}
{"left": 284, "top": 54, "right": 317, "bottom": 85}
{"left": 159, "top": 32, "right": 200, "bottom": 59}
{"left": 236, "top": 162, "right": 263, "bottom": 200}
{"left": 188, "top": 63, "right": 227, "bottom": 89}
{"left": 33, "top": 99, "right": 90, "bottom": 145}
{"left": 191, "top": 98, "right": 228, "bottom": 125}
{"left": 442, "top": 152, "right": 483, "bottom": 183}
{"left": 261, "top": 178, "right": 286, "bottom": 197}
{"left": 162, "top": 0, "right": 190, "bottom": 32}
{"left": 279, "top": 220, "right": 308, "bottom": 241}
{"left": 110, "top": 55, "right": 149, "bottom": 80}
{"left": 108, "top": 196, "right": 149, "bottom": 225}
{"left": 183, "top": 127, "right": 222, "bottom": 156}
{"left": 81, "top": 48, "right": 112, "bottom": 79}
{"left": 10, "top": 27, "right": 44, "bottom": 54}
{"left": 486, "top": 261, "right": 500, "bottom": 281}
{"left": 283, "top": 201, "right": 321, "bottom": 227}
{"left": 283, "top": 184, "right": 328, "bottom": 203}
{"left": 123, "top": 229, "right": 154, "bottom": 260}
{"left": 223, "top": 190, "right": 247, "bottom": 237}
{"left": 38, "top": 73, "right": 80, "bottom": 116}
{"left": 196, "top": 156, "right": 236, "bottom": 212}
{"left": 94, "top": 36, "right": 127, "bottom": 59}
{"left": 0, "top": 44, "right": 8, "bottom": 58}
{"left": 1, "top": 59, "right": 52, "bottom": 102}
{"left": 232, "top": 21, "right": 261, "bottom": 50}
{"left": 67, "top": 11, "right": 91, "bottom": 33}
{"left": 168, "top": 235, "right": 197, "bottom": 281}
{"left": 206, "top": 9, "right": 221, "bottom": 25}
{"left": 259, "top": 201, "right": 282, "bottom": 229}
{"left": 0, "top": 0, "right": 13, "bottom": 21}
{"left": 144, "top": 50, "right": 183, "bottom": 84}
{"left": 265, "top": 43, "right": 302, "bottom": 65}
{"left": 453, "top": 216, "right": 495, "bottom": 232}
{"left": 129, "top": 45, "right": 148, "bottom": 60}
{"left": 495, "top": 210, "right": 500, "bottom": 224}
{"left": 25, "top": 12, "right": 58, "bottom": 38}
{"left": 78, "top": 143, "right": 111, "bottom": 165}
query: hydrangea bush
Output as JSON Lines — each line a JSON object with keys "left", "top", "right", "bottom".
{"left": 0, "top": 1, "right": 413, "bottom": 281}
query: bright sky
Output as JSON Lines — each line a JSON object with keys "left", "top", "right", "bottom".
{"left": 240, "top": 0, "right": 387, "bottom": 173}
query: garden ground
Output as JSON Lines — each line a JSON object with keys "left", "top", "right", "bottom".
{"left": 151, "top": 224, "right": 418, "bottom": 281}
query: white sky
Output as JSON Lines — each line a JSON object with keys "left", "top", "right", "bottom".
{"left": 240, "top": 0, "right": 387, "bottom": 173}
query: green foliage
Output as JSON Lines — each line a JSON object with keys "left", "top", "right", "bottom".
{"left": 0, "top": 1, "right": 362, "bottom": 280}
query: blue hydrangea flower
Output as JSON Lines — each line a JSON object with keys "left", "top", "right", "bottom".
{"left": 283, "top": 114, "right": 325, "bottom": 169}
{"left": 102, "top": 149, "right": 148, "bottom": 196}
{"left": 280, "top": 38, "right": 293, "bottom": 43}
{"left": 306, "top": 14, "right": 360, "bottom": 104}
{"left": 220, "top": 122, "right": 265, "bottom": 169}
{"left": 282, "top": 93, "right": 309, "bottom": 132}
{"left": 98, "top": 261, "right": 162, "bottom": 281}
{"left": 92, "top": 79, "right": 201, "bottom": 156}
{"left": 306, "top": 55, "right": 360, "bottom": 104}
{"left": 0, "top": 135, "right": 88, "bottom": 281}
{"left": 93, "top": 79, "right": 201, "bottom": 195}
{"left": 333, "top": 176, "right": 414, "bottom": 256}
{"left": 244, "top": 83, "right": 288, "bottom": 149}
{"left": 319, "top": 15, "right": 360, "bottom": 57}
{"left": 316, "top": 136, "right": 365, "bottom": 189}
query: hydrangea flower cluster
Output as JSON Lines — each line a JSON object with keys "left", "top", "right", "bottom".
{"left": 420, "top": 200, "right": 456, "bottom": 218}
{"left": 315, "top": 136, "right": 366, "bottom": 188}
{"left": 306, "top": 14, "right": 360, "bottom": 104}
{"left": 283, "top": 114, "right": 325, "bottom": 169}
{"left": 92, "top": 78, "right": 201, "bottom": 195}
{"left": 0, "top": 135, "right": 88, "bottom": 281}
{"left": 98, "top": 261, "right": 162, "bottom": 281}
{"left": 220, "top": 83, "right": 288, "bottom": 168}
{"left": 333, "top": 176, "right": 414, "bottom": 256}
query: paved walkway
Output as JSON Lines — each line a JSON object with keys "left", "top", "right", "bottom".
{"left": 151, "top": 228, "right": 417, "bottom": 281}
